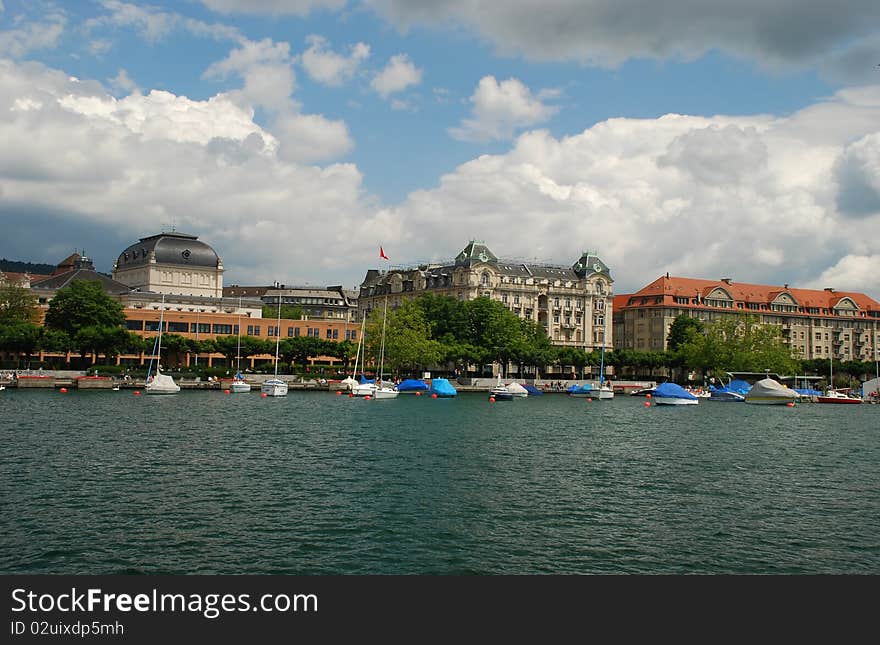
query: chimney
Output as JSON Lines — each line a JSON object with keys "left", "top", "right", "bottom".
{"left": 824, "top": 287, "right": 834, "bottom": 293}
{"left": 721, "top": 277, "right": 732, "bottom": 285}
{"left": 784, "top": 284, "right": 789, "bottom": 289}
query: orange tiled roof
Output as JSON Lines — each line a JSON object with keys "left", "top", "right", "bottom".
{"left": 619, "top": 275, "right": 880, "bottom": 316}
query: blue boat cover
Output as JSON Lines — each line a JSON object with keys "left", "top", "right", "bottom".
{"left": 359, "top": 374, "right": 375, "bottom": 384}
{"left": 710, "top": 379, "right": 752, "bottom": 394}
{"left": 428, "top": 378, "right": 457, "bottom": 397}
{"left": 523, "top": 384, "right": 544, "bottom": 395}
{"left": 653, "top": 382, "right": 698, "bottom": 400}
{"left": 567, "top": 383, "right": 593, "bottom": 394}
{"left": 397, "top": 379, "right": 429, "bottom": 391}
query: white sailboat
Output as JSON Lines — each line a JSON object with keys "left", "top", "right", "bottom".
{"left": 145, "top": 294, "right": 180, "bottom": 395}
{"left": 260, "top": 292, "right": 288, "bottom": 397}
{"left": 340, "top": 316, "right": 365, "bottom": 392}
{"left": 585, "top": 344, "right": 614, "bottom": 400}
{"left": 230, "top": 297, "right": 251, "bottom": 393}
{"left": 371, "top": 296, "right": 398, "bottom": 400}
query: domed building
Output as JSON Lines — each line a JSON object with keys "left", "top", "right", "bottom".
{"left": 112, "top": 231, "right": 224, "bottom": 298}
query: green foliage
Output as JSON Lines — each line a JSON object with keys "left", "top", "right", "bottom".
{"left": 667, "top": 314, "right": 704, "bottom": 352}
{"left": 44, "top": 280, "right": 126, "bottom": 335}
{"left": 0, "top": 283, "right": 42, "bottom": 325}
{"left": 74, "top": 325, "right": 134, "bottom": 363}
{"left": 0, "top": 322, "right": 41, "bottom": 357}
{"left": 677, "top": 314, "right": 800, "bottom": 376}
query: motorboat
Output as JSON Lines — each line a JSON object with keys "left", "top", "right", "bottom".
{"left": 708, "top": 377, "right": 749, "bottom": 402}
{"left": 744, "top": 378, "right": 797, "bottom": 405}
{"left": 489, "top": 386, "right": 513, "bottom": 401}
{"left": 428, "top": 378, "right": 457, "bottom": 397}
{"left": 815, "top": 388, "right": 862, "bottom": 404}
{"left": 652, "top": 382, "right": 699, "bottom": 405}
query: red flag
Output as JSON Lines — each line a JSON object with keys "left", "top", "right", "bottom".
{"left": 379, "top": 245, "right": 389, "bottom": 260}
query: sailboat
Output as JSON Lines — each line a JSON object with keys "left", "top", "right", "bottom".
{"left": 260, "top": 293, "right": 288, "bottom": 397}
{"left": 230, "top": 297, "right": 251, "bottom": 393}
{"left": 587, "top": 344, "right": 614, "bottom": 400}
{"left": 145, "top": 294, "right": 180, "bottom": 395}
{"left": 340, "top": 316, "right": 365, "bottom": 392}
{"left": 371, "top": 296, "right": 399, "bottom": 400}
{"left": 816, "top": 357, "right": 861, "bottom": 404}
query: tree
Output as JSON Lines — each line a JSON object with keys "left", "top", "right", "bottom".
{"left": 0, "top": 322, "right": 41, "bottom": 366}
{"left": 44, "top": 281, "right": 126, "bottom": 335}
{"left": 74, "top": 326, "right": 136, "bottom": 365}
{"left": 0, "top": 283, "right": 41, "bottom": 325}
{"left": 262, "top": 304, "right": 305, "bottom": 320}
{"left": 667, "top": 314, "right": 704, "bottom": 352}
{"left": 371, "top": 299, "right": 442, "bottom": 376}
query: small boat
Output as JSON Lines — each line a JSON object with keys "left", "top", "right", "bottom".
{"left": 396, "top": 379, "right": 429, "bottom": 393}
{"left": 630, "top": 387, "right": 656, "bottom": 396}
{"left": 708, "top": 377, "right": 749, "bottom": 402}
{"left": 370, "top": 296, "right": 398, "bottom": 400}
{"left": 145, "top": 294, "right": 180, "bottom": 395}
{"left": 428, "top": 378, "right": 457, "bottom": 397}
{"left": 567, "top": 383, "right": 594, "bottom": 398}
{"left": 522, "top": 384, "right": 544, "bottom": 396}
{"left": 230, "top": 297, "right": 251, "bottom": 393}
{"left": 260, "top": 294, "right": 288, "bottom": 397}
{"left": 652, "top": 382, "right": 699, "bottom": 405}
{"left": 489, "top": 386, "right": 513, "bottom": 401}
{"left": 506, "top": 382, "right": 529, "bottom": 398}
{"left": 744, "top": 378, "right": 797, "bottom": 405}
{"left": 815, "top": 388, "right": 863, "bottom": 404}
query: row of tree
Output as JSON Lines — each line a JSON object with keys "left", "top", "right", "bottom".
{"left": 2, "top": 280, "right": 877, "bottom": 385}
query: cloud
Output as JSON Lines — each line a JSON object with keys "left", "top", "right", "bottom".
{"left": 273, "top": 112, "right": 354, "bottom": 162}
{"left": 0, "top": 58, "right": 373, "bottom": 287}
{"left": 449, "top": 75, "right": 559, "bottom": 142}
{"left": 835, "top": 132, "right": 880, "bottom": 217}
{"left": 87, "top": 0, "right": 242, "bottom": 44}
{"left": 108, "top": 68, "right": 139, "bottom": 95}
{"left": 3, "top": 57, "right": 880, "bottom": 299}
{"left": 368, "top": 1, "right": 880, "bottom": 70}
{"left": 203, "top": 38, "right": 297, "bottom": 112}
{"left": 0, "top": 13, "right": 65, "bottom": 57}
{"left": 370, "top": 53, "right": 421, "bottom": 99}
{"left": 806, "top": 255, "right": 880, "bottom": 292}
{"left": 300, "top": 35, "right": 370, "bottom": 87}
{"left": 199, "top": 0, "right": 346, "bottom": 15}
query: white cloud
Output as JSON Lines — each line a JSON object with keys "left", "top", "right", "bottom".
{"left": 300, "top": 35, "right": 370, "bottom": 87}
{"left": 199, "top": 0, "right": 346, "bottom": 15}
{"left": 203, "top": 38, "right": 297, "bottom": 112}
{"left": 0, "top": 14, "right": 65, "bottom": 57}
{"left": 807, "top": 255, "right": 880, "bottom": 293}
{"left": 370, "top": 53, "right": 421, "bottom": 99}
{"left": 108, "top": 68, "right": 138, "bottom": 95}
{"left": 449, "top": 76, "right": 559, "bottom": 142}
{"left": 273, "top": 112, "right": 354, "bottom": 162}
{"left": 0, "top": 58, "right": 373, "bottom": 287}
{"left": 95, "top": 0, "right": 176, "bottom": 42}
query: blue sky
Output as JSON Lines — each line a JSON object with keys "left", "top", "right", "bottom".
{"left": 1, "top": 0, "right": 880, "bottom": 297}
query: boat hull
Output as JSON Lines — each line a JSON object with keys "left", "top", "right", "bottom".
{"left": 260, "top": 380, "right": 288, "bottom": 397}
{"left": 708, "top": 392, "right": 746, "bottom": 402}
{"left": 744, "top": 397, "right": 794, "bottom": 405}
{"left": 815, "top": 396, "right": 862, "bottom": 404}
{"left": 230, "top": 381, "right": 251, "bottom": 393}
{"left": 489, "top": 388, "right": 513, "bottom": 401}
{"left": 371, "top": 387, "right": 399, "bottom": 400}
{"left": 654, "top": 397, "right": 699, "bottom": 405}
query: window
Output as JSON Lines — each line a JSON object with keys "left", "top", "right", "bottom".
{"left": 514, "top": 295, "right": 520, "bottom": 305}
{"left": 326, "top": 329, "right": 333, "bottom": 339}
{"left": 481, "top": 272, "right": 490, "bottom": 286}
{"left": 167, "top": 322, "right": 188, "bottom": 333}
{"left": 125, "top": 320, "right": 143, "bottom": 331}
{"left": 247, "top": 325, "right": 260, "bottom": 336}
{"left": 212, "top": 324, "right": 233, "bottom": 335}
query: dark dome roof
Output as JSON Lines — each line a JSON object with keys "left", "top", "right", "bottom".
{"left": 116, "top": 232, "right": 220, "bottom": 269}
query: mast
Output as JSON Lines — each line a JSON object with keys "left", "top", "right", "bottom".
{"left": 157, "top": 294, "right": 165, "bottom": 374}
{"left": 379, "top": 295, "right": 388, "bottom": 385}
{"left": 273, "top": 293, "right": 282, "bottom": 378}
{"left": 599, "top": 343, "right": 605, "bottom": 385}
{"left": 235, "top": 296, "right": 242, "bottom": 374}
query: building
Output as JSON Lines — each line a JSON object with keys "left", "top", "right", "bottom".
{"left": 224, "top": 284, "right": 357, "bottom": 322}
{"left": 358, "top": 240, "right": 614, "bottom": 350}
{"left": 613, "top": 275, "right": 880, "bottom": 361}
{"left": 112, "top": 231, "right": 224, "bottom": 298}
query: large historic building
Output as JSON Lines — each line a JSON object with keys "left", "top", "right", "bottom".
{"left": 358, "top": 241, "right": 614, "bottom": 350}
{"left": 112, "top": 231, "right": 224, "bottom": 298}
{"left": 223, "top": 284, "right": 358, "bottom": 321}
{"left": 613, "top": 275, "right": 880, "bottom": 361}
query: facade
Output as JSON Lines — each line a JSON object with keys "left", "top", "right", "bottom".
{"left": 112, "top": 231, "right": 224, "bottom": 298}
{"left": 224, "top": 284, "right": 357, "bottom": 321}
{"left": 358, "top": 241, "right": 614, "bottom": 350}
{"left": 613, "top": 275, "right": 880, "bottom": 361}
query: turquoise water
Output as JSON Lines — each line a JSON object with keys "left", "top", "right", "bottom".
{"left": 1, "top": 390, "right": 878, "bottom": 574}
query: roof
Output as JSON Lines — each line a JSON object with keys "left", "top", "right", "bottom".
{"left": 31, "top": 267, "right": 132, "bottom": 295}
{"left": 115, "top": 231, "right": 220, "bottom": 271}
{"left": 619, "top": 275, "right": 880, "bottom": 316}
{"left": 0, "top": 271, "right": 51, "bottom": 287}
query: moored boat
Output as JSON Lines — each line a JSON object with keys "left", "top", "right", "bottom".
{"left": 744, "top": 378, "right": 797, "bottom": 405}
{"left": 815, "top": 388, "right": 862, "bottom": 404}
{"left": 652, "top": 382, "right": 699, "bottom": 405}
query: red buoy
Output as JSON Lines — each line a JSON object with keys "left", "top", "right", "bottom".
{"left": 364, "top": 395, "right": 371, "bottom": 400}
{"left": 59, "top": 387, "right": 68, "bottom": 393}
{"left": 786, "top": 402, "right": 795, "bottom": 407}
{"left": 336, "top": 391, "right": 342, "bottom": 395}
{"left": 261, "top": 392, "right": 268, "bottom": 398}
{"left": 134, "top": 391, "right": 141, "bottom": 396}
{"left": 415, "top": 391, "right": 422, "bottom": 396}
{"left": 489, "top": 396, "right": 496, "bottom": 403}
{"left": 224, "top": 389, "right": 230, "bottom": 395}
{"left": 643, "top": 401, "right": 650, "bottom": 407}
{"left": 431, "top": 393, "right": 438, "bottom": 399}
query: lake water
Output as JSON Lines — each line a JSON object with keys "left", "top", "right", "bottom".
{"left": 1, "top": 390, "right": 878, "bottom": 574}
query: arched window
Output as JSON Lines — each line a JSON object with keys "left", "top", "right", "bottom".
{"left": 481, "top": 272, "right": 490, "bottom": 286}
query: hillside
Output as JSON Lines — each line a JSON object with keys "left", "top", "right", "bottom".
{"left": 0, "top": 259, "right": 56, "bottom": 275}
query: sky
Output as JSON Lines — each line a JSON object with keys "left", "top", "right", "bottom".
{"left": 1, "top": 0, "right": 880, "bottom": 298}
